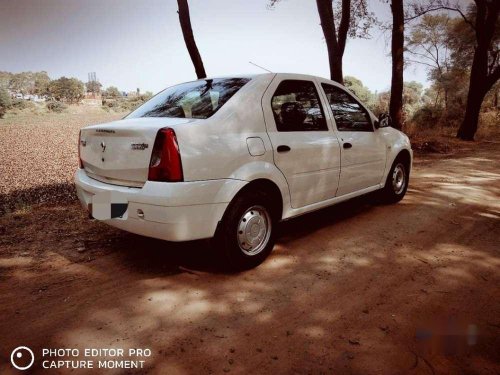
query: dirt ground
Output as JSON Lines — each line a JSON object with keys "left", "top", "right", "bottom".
{"left": 0, "top": 141, "right": 499, "bottom": 374}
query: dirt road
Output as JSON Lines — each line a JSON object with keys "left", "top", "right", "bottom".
{"left": 0, "top": 142, "right": 499, "bottom": 374}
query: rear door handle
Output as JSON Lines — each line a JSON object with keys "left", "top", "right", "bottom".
{"left": 277, "top": 145, "right": 291, "bottom": 153}
{"left": 343, "top": 143, "right": 352, "bottom": 149}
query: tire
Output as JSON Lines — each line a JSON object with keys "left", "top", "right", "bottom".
{"left": 213, "top": 190, "right": 277, "bottom": 271}
{"left": 380, "top": 157, "right": 409, "bottom": 204}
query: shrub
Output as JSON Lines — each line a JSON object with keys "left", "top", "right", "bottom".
{"left": 46, "top": 101, "right": 67, "bottom": 112}
{"left": 411, "top": 104, "right": 443, "bottom": 129}
{"left": 11, "top": 98, "right": 35, "bottom": 111}
{"left": 102, "top": 96, "right": 150, "bottom": 112}
{"left": 0, "top": 88, "right": 11, "bottom": 118}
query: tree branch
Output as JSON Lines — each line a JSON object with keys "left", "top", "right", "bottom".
{"left": 337, "top": 0, "right": 351, "bottom": 55}
{"left": 486, "top": 65, "right": 500, "bottom": 93}
{"left": 405, "top": 59, "right": 437, "bottom": 69}
{"left": 404, "top": 5, "right": 475, "bottom": 31}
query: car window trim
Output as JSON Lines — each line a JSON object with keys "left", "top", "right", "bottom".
{"left": 271, "top": 79, "right": 329, "bottom": 132}
{"left": 320, "top": 83, "right": 375, "bottom": 133}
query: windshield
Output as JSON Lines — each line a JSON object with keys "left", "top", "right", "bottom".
{"left": 126, "top": 78, "right": 250, "bottom": 119}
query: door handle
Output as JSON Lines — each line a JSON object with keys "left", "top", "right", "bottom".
{"left": 277, "top": 145, "right": 291, "bottom": 153}
{"left": 343, "top": 143, "right": 352, "bottom": 149}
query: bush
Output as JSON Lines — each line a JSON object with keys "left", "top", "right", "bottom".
{"left": 11, "top": 98, "right": 35, "bottom": 111}
{"left": 102, "top": 96, "right": 150, "bottom": 112}
{"left": 46, "top": 101, "right": 68, "bottom": 112}
{"left": 411, "top": 104, "right": 443, "bottom": 129}
{"left": 0, "top": 88, "right": 11, "bottom": 118}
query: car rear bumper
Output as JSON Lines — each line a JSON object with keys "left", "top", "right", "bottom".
{"left": 74, "top": 169, "right": 246, "bottom": 242}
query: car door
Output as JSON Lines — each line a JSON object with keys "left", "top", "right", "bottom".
{"left": 262, "top": 76, "right": 341, "bottom": 208}
{"left": 320, "top": 82, "right": 387, "bottom": 196}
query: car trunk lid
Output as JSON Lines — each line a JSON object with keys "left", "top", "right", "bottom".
{"left": 80, "top": 117, "right": 194, "bottom": 187}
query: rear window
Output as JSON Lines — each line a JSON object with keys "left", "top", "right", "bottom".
{"left": 126, "top": 78, "right": 250, "bottom": 119}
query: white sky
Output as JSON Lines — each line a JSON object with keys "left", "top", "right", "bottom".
{"left": 0, "top": 0, "right": 434, "bottom": 94}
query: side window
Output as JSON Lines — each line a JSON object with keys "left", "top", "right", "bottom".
{"left": 321, "top": 84, "right": 373, "bottom": 132}
{"left": 271, "top": 80, "right": 327, "bottom": 131}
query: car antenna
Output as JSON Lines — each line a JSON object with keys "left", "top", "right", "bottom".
{"left": 249, "top": 61, "right": 273, "bottom": 73}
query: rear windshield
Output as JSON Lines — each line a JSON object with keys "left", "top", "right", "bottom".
{"left": 126, "top": 78, "right": 250, "bottom": 119}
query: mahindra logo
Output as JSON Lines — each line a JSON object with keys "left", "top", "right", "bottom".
{"left": 100, "top": 141, "right": 106, "bottom": 152}
{"left": 131, "top": 143, "right": 149, "bottom": 150}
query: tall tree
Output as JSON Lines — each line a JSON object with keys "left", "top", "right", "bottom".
{"left": 48, "top": 77, "right": 84, "bottom": 103}
{"left": 177, "top": 0, "right": 207, "bottom": 79}
{"left": 456, "top": 0, "right": 499, "bottom": 140}
{"left": 406, "top": 0, "right": 499, "bottom": 139}
{"left": 316, "top": 0, "right": 350, "bottom": 83}
{"left": 270, "top": 0, "right": 375, "bottom": 84}
{"left": 390, "top": 0, "right": 405, "bottom": 130}
{"left": 406, "top": 14, "right": 452, "bottom": 111}
{"left": 86, "top": 80, "right": 102, "bottom": 95}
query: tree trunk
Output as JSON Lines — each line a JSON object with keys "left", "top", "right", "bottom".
{"left": 389, "top": 0, "right": 404, "bottom": 130}
{"left": 444, "top": 88, "right": 448, "bottom": 113}
{"left": 456, "top": 0, "right": 499, "bottom": 140}
{"left": 177, "top": 0, "right": 206, "bottom": 79}
{"left": 457, "top": 81, "right": 487, "bottom": 140}
{"left": 316, "top": 0, "right": 346, "bottom": 84}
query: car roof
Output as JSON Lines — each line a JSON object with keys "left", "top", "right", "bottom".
{"left": 193, "top": 72, "right": 336, "bottom": 82}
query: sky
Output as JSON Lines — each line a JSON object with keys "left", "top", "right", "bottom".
{"left": 0, "top": 0, "right": 434, "bottom": 94}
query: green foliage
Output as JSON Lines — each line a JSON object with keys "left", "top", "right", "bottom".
{"left": 33, "top": 72, "right": 51, "bottom": 96}
{"left": 11, "top": 99, "right": 35, "bottom": 110}
{"left": 403, "top": 81, "right": 424, "bottom": 118}
{"left": 103, "top": 86, "right": 121, "bottom": 99}
{"left": 344, "top": 76, "right": 375, "bottom": 107}
{"left": 9, "top": 72, "right": 33, "bottom": 95}
{"left": 412, "top": 104, "right": 443, "bottom": 129}
{"left": 46, "top": 101, "right": 68, "bottom": 112}
{"left": 0, "top": 88, "right": 12, "bottom": 118}
{"left": 0, "top": 71, "right": 12, "bottom": 90}
{"left": 5, "top": 71, "right": 50, "bottom": 95}
{"left": 406, "top": 8, "right": 499, "bottom": 133}
{"left": 48, "top": 77, "right": 84, "bottom": 103}
{"left": 86, "top": 81, "right": 102, "bottom": 94}
{"left": 102, "top": 93, "right": 153, "bottom": 113}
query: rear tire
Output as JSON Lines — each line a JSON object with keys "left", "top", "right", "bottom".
{"left": 213, "top": 190, "right": 276, "bottom": 271}
{"left": 380, "top": 157, "right": 409, "bottom": 203}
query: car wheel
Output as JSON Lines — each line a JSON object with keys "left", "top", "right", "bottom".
{"left": 214, "top": 190, "right": 276, "bottom": 271}
{"left": 381, "top": 158, "right": 409, "bottom": 203}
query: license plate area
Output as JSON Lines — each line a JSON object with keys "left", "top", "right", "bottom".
{"left": 89, "top": 191, "right": 128, "bottom": 220}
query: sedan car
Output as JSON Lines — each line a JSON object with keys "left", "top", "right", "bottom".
{"left": 75, "top": 73, "right": 412, "bottom": 270}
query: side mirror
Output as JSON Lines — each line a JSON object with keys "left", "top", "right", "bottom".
{"left": 376, "top": 113, "right": 392, "bottom": 129}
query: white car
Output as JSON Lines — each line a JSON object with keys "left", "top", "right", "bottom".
{"left": 75, "top": 73, "right": 412, "bottom": 269}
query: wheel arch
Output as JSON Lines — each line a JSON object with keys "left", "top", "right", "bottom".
{"left": 230, "top": 178, "right": 284, "bottom": 221}
{"left": 395, "top": 148, "right": 412, "bottom": 174}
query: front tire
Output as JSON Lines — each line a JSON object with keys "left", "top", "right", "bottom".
{"left": 381, "top": 158, "right": 409, "bottom": 203}
{"left": 213, "top": 190, "right": 276, "bottom": 271}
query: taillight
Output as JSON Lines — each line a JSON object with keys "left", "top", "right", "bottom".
{"left": 78, "top": 130, "right": 83, "bottom": 168}
{"left": 148, "top": 128, "right": 183, "bottom": 182}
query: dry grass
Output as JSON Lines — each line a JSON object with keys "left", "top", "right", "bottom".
{"left": 405, "top": 112, "right": 500, "bottom": 154}
{"left": 0, "top": 106, "right": 126, "bottom": 214}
